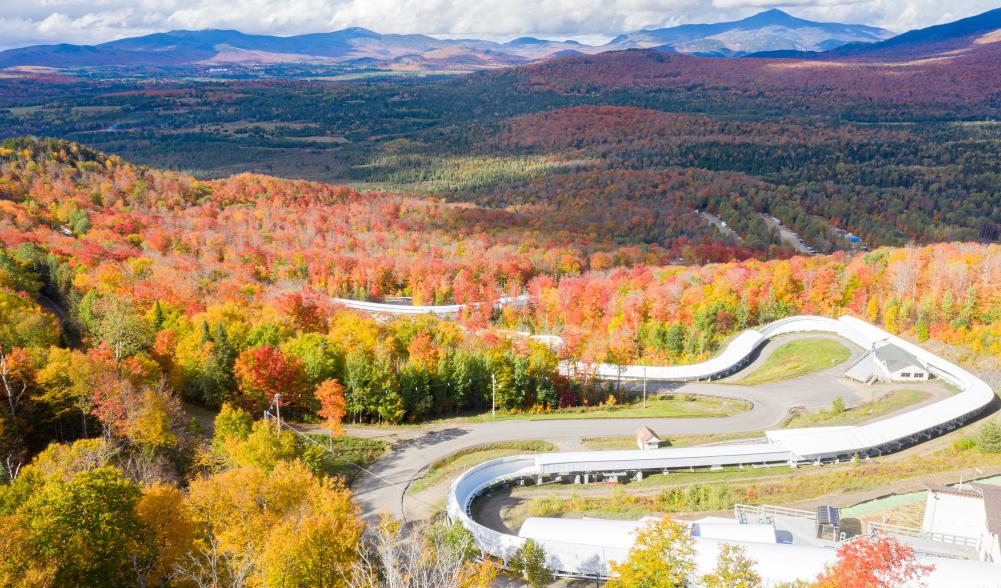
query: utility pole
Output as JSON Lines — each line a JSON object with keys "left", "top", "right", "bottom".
{"left": 643, "top": 366, "right": 647, "bottom": 409}
{"left": 491, "top": 373, "right": 496, "bottom": 419}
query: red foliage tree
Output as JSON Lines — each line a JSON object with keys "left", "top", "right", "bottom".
{"left": 233, "top": 345, "right": 306, "bottom": 413}
{"left": 814, "top": 534, "right": 933, "bottom": 588}
{"left": 273, "top": 290, "right": 329, "bottom": 333}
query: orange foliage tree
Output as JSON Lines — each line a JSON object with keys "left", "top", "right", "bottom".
{"left": 315, "top": 379, "right": 347, "bottom": 437}
{"left": 814, "top": 534, "right": 933, "bottom": 588}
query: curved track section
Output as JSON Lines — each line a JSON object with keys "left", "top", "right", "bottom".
{"left": 447, "top": 315, "right": 996, "bottom": 581}
{"left": 332, "top": 294, "right": 529, "bottom": 316}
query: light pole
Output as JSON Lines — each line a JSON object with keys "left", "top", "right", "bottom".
{"left": 491, "top": 373, "right": 496, "bottom": 419}
{"left": 643, "top": 366, "right": 647, "bottom": 409}
{"left": 274, "top": 393, "right": 281, "bottom": 424}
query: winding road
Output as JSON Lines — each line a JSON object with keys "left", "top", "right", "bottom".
{"left": 349, "top": 333, "right": 950, "bottom": 522}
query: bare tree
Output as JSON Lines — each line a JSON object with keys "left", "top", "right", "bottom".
{"left": 0, "top": 345, "right": 26, "bottom": 429}
{"left": 2, "top": 454, "right": 21, "bottom": 483}
{"left": 348, "top": 517, "right": 494, "bottom": 588}
{"left": 174, "top": 534, "right": 254, "bottom": 588}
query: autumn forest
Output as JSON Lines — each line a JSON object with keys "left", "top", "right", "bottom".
{"left": 1, "top": 13, "right": 1001, "bottom": 587}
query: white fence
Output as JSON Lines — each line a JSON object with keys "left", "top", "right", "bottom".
{"left": 734, "top": 503, "right": 817, "bottom": 522}
{"left": 868, "top": 521, "right": 982, "bottom": 549}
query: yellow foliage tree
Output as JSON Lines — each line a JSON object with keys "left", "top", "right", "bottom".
{"left": 0, "top": 514, "right": 57, "bottom": 587}
{"left": 222, "top": 420, "right": 301, "bottom": 472}
{"left": 182, "top": 460, "right": 363, "bottom": 587}
{"left": 126, "top": 388, "right": 178, "bottom": 453}
{"left": 257, "top": 475, "right": 364, "bottom": 587}
{"left": 701, "top": 543, "right": 761, "bottom": 588}
{"left": 606, "top": 516, "right": 696, "bottom": 588}
{"left": 133, "top": 484, "right": 195, "bottom": 587}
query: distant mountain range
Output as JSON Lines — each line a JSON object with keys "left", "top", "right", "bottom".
{"left": 605, "top": 9, "right": 891, "bottom": 55}
{"left": 3, "top": 8, "right": 1000, "bottom": 73}
{"left": 748, "top": 6, "right": 1001, "bottom": 59}
{"left": 0, "top": 9, "right": 895, "bottom": 71}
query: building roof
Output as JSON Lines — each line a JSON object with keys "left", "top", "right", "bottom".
{"left": 874, "top": 343, "right": 922, "bottom": 372}
{"left": 923, "top": 482, "right": 984, "bottom": 500}
{"left": 844, "top": 352, "right": 880, "bottom": 382}
{"left": 924, "top": 483, "right": 1001, "bottom": 537}
{"left": 635, "top": 426, "right": 660, "bottom": 442}
{"left": 973, "top": 483, "right": 1001, "bottom": 536}
{"left": 691, "top": 521, "right": 777, "bottom": 543}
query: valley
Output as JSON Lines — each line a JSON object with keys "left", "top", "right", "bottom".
{"left": 2, "top": 5, "right": 1001, "bottom": 588}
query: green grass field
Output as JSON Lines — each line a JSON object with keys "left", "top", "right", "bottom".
{"left": 439, "top": 394, "right": 748, "bottom": 424}
{"left": 304, "top": 434, "right": 390, "bottom": 483}
{"left": 737, "top": 338, "right": 851, "bottom": 385}
{"left": 782, "top": 389, "right": 930, "bottom": 428}
{"left": 580, "top": 431, "right": 761, "bottom": 451}
{"left": 407, "top": 440, "right": 557, "bottom": 494}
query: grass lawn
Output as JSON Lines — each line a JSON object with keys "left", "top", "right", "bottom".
{"left": 580, "top": 431, "right": 762, "bottom": 451}
{"left": 782, "top": 389, "right": 930, "bottom": 428}
{"left": 441, "top": 395, "right": 747, "bottom": 424}
{"left": 407, "top": 441, "right": 557, "bottom": 494}
{"left": 304, "top": 434, "right": 390, "bottom": 484}
{"left": 578, "top": 389, "right": 938, "bottom": 449}
{"left": 737, "top": 338, "right": 851, "bottom": 385}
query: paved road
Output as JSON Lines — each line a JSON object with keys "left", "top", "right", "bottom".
{"left": 760, "top": 214, "right": 814, "bottom": 255}
{"left": 350, "top": 334, "right": 905, "bottom": 522}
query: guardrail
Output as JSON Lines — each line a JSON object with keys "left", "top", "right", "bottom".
{"left": 868, "top": 521, "right": 981, "bottom": 549}
{"left": 734, "top": 503, "right": 816, "bottom": 522}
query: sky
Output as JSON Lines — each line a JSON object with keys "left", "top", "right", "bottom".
{"left": 1, "top": 0, "right": 997, "bottom": 50}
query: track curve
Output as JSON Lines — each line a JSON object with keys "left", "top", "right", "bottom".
{"left": 446, "top": 315, "right": 997, "bottom": 583}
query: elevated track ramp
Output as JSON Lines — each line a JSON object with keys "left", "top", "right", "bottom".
{"left": 446, "top": 315, "right": 997, "bottom": 584}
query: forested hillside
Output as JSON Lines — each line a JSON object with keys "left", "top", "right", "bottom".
{"left": 3, "top": 30, "right": 999, "bottom": 257}
{"left": 0, "top": 123, "right": 999, "bottom": 588}
{"left": 2, "top": 14, "right": 1001, "bottom": 584}
{"left": 1, "top": 138, "right": 999, "bottom": 441}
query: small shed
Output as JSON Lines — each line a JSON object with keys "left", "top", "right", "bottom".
{"left": 635, "top": 426, "right": 661, "bottom": 450}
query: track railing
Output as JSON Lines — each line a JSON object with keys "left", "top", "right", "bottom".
{"left": 734, "top": 503, "right": 817, "bottom": 521}
{"left": 868, "top": 521, "right": 981, "bottom": 549}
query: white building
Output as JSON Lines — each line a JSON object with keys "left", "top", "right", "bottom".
{"left": 922, "top": 483, "right": 1001, "bottom": 563}
{"left": 845, "top": 341, "right": 929, "bottom": 383}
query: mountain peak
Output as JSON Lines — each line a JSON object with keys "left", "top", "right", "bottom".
{"left": 739, "top": 8, "right": 804, "bottom": 27}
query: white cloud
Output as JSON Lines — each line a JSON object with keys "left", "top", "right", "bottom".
{"left": 0, "top": 0, "right": 997, "bottom": 49}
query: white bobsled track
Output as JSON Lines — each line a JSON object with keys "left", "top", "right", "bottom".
{"left": 446, "top": 315, "right": 999, "bottom": 586}
{"left": 331, "top": 295, "right": 529, "bottom": 316}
